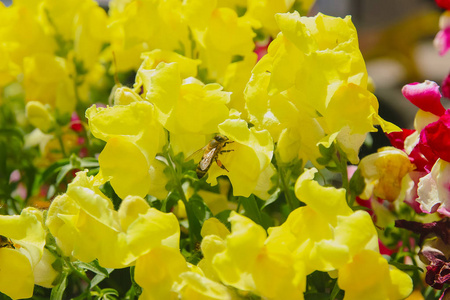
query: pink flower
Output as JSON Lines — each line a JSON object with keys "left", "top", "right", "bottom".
{"left": 442, "top": 73, "right": 450, "bottom": 99}
{"left": 401, "top": 81, "right": 445, "bottom": 116}
{"left": 423, "top": 110, "right": 450, "bottom": 162}
{"left": 435, "top": 0, "right": 450, "bottom": 10}
{"left": 254, "top": 38, "right": 271, "bottom": 61}
{"left": 434, "top": 27, "right": 450, "bottom": 56}
{"left": 413, "top": 130, "right": 439, "bottom": 171}
{"left": 70, "top": 112, "right": 83, "bottom": 132}
{"left": 386, "top": 128, "right": 437, "bottom": 172}
{"left": 416, "top": 159, "right": 450, "bottom": 216}
{"left": 386, "top": 128, "right": 415, "bottom": 151}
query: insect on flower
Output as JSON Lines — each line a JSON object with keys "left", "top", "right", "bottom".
{"left": 0, "top": 235, "right": 15, "bottom": 249}
{"left": 188, "top": 134, "right": 234, "bottom": 179}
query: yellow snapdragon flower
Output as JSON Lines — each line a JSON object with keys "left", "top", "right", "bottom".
{"left": 41, "top": 0, "right": 108, "bottom": 68}
{"left": 206, "top": 118, "right": 274, "bottom": 198}
{"left": 108, "top": 0, "right": 191, "bottom": 71}
{"left": 46, "top": 171, "right": 180, "bottom": 269}
{"left": 23, "top": 53, "right": 76, "bottom": 114}
{"left": 0, "top": 0, "right": 107, "bottom": 109}
{"left": 245, "top": 12, "right": 399, "bottom": 165}
{"left": 0, "top": 207, "right": 57, "bottom": 299}
{"left": 200, "top": 213, "right": 305, "bottom": 300}
{"left": 113, "top": 86, "right": 143, "bottom": 106}
{"left": 135, "top": 245, "right": 235, "bottom": 300}
{"left": 244, "top": 0, "right": 297, "bottom": 37}
{"left": 138, "top": 61, "right": 230, "bottom": 156}
{"left": 183, "top": 0, "right": 255, "bottom": 81}
{"left": 0, "top": 44, "right": 20, "bottom": 86}
{"left": 25, "top": 101, "right": 55, "bottom": 133}
{"left": 136, "top": 50, "right": 200, "bottom": 85}
{"left": 182, "top": 0, "right": 258, "bottom": 116}
{"left": 266, "top": 168, "right": 378, "bottom": 273}
{"left": 0, "top": 1, "right": 56, "bottom": 73}
{"left": 359, "top": 146, "right": 415, "bottom": 202}
{"left": 265, "top": 168, "right": 412, "bottom": 299}
{"left": 86, "top": 100, "right": 166, "bottom": 198}
{"left": 338, "top": 250, "right": 413, "bottom": 300}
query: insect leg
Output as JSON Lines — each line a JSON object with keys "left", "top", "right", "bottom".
{"left": 220, "top": 149, "right": 234, "bottom": 154}
{"left": 222, "top": 141, "right": 234, "bottom": 148}
{"left": 215, "top": 158, "right": 229, "bottom": 172}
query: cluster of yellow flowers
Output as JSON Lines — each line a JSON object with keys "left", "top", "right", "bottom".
{"left": 0, "top": 0, "right": 417, "bottom": 299}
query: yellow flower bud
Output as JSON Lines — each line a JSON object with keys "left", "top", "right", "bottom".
{"left": 25, "top": 101, "right": 54, "bottom": 132}
{"left": 359, "top": 147, "right": 415, "bottom": 202}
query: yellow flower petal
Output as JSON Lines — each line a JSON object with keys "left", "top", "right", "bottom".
{"left": 98, "top": 137, "right": 152, "bottom": 198}
{"left": 25, "top": 101, "right": 54, "bottom": 132}
{"left": 201, "top": 218, "right": 230, "bottom": 240}
{"left": 135, "top": 246, "right": 188, "bottom": 300}
{"left": 360, "top": 147, "right": 415, "bottom": 201}
{"left": 294, "top": 168, "right": 352, "bottom": 222}
{"left": 86, "top": 101, "right": 165, "bottom": 198}
{"left": 47, "top": 171, "right": 180, "bottom": 268}
{"left": 338, "top": 250, "right": 412, "bottom": 300}
{"left": 204, "top": 119, "right": 274, "bottom": 197}
{"left": 174, "top": 271, "right": 234, "bottom": 299}
{"left": 212, "top": 212, "right": 266, "bottom": 291}
{"left": 0, "top": 248, "right": 34, "bottom": 300}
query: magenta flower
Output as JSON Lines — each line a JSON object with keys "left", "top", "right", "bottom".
{"left": 435, "top": 27, "right": 450, "bottom": 56}
{"left": 401, "top": 81, "right": 445, "bottom": 116}
{"left": 423, "top": 110, "right": 450, "bottom": 162}
{"left": 435, "top": 0, "right": 450, "bottom": 11}
{"left": 443, "top": 72, "right": 450, "bottom": 99}
{"left": 386, "top": 128, "right": 415, "bottom": 151}
{"left": 70, "top": 112, "right": 83, "bottom": 132}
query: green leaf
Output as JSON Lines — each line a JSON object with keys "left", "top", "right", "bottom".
{"left": 99, "top": 288, "right": 119, "bottom": 299}
{"left": 73, "top": 260, "right": 110, "bottom": 277}
{"left": 388, "top": 261, "right": 423, "bottom": 272}
{"left": 183, "top": 199, "right": 203, "bottom": 247}
{"left": 235, "top": 5, "right": 247, "bottom": 17}
{"left": 231, "top": 55, "right": 244, "bottom": 63}
{"left": 240, "top": 195, "right": 263, "bottom": 227}
{"left": 0, "top": 128, "right": 24, "bottom": 142}
{"left": 55, "top": 164, "right": 74, "bottom": 186}
{"left": 364, "top": 133, "right": 373, "bottom": 148}
{"left": 261, "top": 188, "right": 281, "bottom": 210}
{"left": 304, "top": 292, "right": 330, "bottom": 300}
{"left": 187, "top": 194, "right": 212, "bottom": 225}
{"left": 125, "top": 266, "right": 142, "bottom": 299}
{"left": 316, "top": 156, "right": 331, "bottom": 166}
{"left": 319, "top": 143, "right": 334, "bottom": 159}
{"left": 330, "top": 279, "right": 342, "bottom": 300}
{"left": 90, "top": 272, "right": 110, "bottom": 289}
{"left": 260, "top": 211, "right": 274, "bottom": 229}
{"left": 325, "top": 165, "right": 341, "bottom": 173}
{"left": 47, "top": 184, "right": 57, "bottom": 199}
{"left": 80, "top": 157, "right": 99, "bottom": 168}
{"left": 50, "top": 272, "right": 68, "bottom": 300}
{"left": 349, "top": 168, "right": 365, "bottom": 197}
{"left": 351, "top": 205, "right": 371, "bottom": 211}
{"left": 161, "top": 191, "right": 179, "bottom": 213}
{"left": 40, "top": 159, "right": 70, "bottom": 184}
{"left": 214, "top": 210, "right": 232, "bottom": 230}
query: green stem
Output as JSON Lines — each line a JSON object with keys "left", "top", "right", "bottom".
{"left": 66, "top": 258, "right": 91, "bottom": 284}
{"left": 277, "top": 162, "right": 298, "bottom": 211}
{"left": 332, "top": 146, "right": 352, "bottom": 207}
{"left": 56, "top": 129, "right": 68, "bottom": 158}
{"left": 236, "top": 197, "right": 241, "bottom": 213}
{"left": 162, "top": 150, "right": 199, "bottom": 251}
